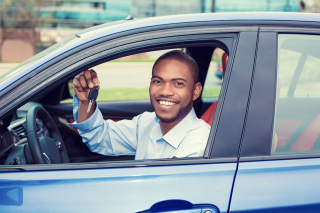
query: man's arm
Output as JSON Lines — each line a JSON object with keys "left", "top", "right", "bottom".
{"left": 71, "top": 70, "right": 138, "bottom": 157}
{"left": 70, "top": 97, "right": 139, "bottom": 156}
{"left": 72, "top": 69, "right": 100, "bottom": 123}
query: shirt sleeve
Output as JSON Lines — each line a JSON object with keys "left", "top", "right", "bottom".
{"left": 69, "top": 95, "right": 139, "bottom": 156}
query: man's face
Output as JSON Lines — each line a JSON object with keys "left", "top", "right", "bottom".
{"left": 149, "top": 59, "right": 202, "bottom": 126}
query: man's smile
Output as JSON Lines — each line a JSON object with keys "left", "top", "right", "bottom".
{"left": 155, "top": 98, "right": 179, "bottom": 110}
{"left": 159, "top": 100, "right": 176, "bottom": 106}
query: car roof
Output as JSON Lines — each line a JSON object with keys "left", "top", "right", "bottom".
{"left": 77, "top": 12, "right": 320, "bottom": 39}
{"left": 1, "top": 12, "right": 320, "bottom": 93}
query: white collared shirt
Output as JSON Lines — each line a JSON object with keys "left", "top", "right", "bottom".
{"left": 70, "top": 95, "right": 211, "bottom": 160}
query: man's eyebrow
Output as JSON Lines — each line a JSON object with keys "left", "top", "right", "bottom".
{"left": 151, "top": 75, "right": 163, "bottom": 80}
{"left": 172, "top": 78, "right": 187, "bottom": 82}
{"left": 151, "top": 76, "right": 187, "bottom": 82}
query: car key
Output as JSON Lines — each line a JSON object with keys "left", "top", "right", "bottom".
{"left": 87, "top": 87, "right": 99, "bottom": 113}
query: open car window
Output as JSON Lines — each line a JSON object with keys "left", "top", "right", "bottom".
{"left": 0, "top": 26, "right": 239, "bottom": 167}
{"left": 63, "top": 46, "right": 228, "bottom": 161}
{"left": 1, "top": 45, "right": 231, "bottom": 166}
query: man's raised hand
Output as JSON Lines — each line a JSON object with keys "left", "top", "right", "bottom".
{"left": 73, "top": 69, "right": 100, "bottom": 102}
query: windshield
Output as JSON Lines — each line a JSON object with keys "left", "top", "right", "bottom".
{"left": 0, "top": 35, "right": 78, "bottom": 83}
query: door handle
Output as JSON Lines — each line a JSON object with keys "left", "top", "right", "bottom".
{"left": 137, "top": 199, "right": 219, "bottom": 213}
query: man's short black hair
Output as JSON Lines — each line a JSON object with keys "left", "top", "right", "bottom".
{"left": 152, "top": 50, "right": 199, "bottom": 83}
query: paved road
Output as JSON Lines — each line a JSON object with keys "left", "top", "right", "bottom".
{"left": 0, "top": 62, "right": 221, "bottom": 88}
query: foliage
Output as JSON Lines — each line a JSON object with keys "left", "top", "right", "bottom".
{"left": 0, "top": 0, "right": 56, "bottom": 60}
{"left": 0, "top": 0, "right": 42, "bottom": 30}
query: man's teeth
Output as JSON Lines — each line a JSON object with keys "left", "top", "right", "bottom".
{"left": 159, "top": 101, "right": 175, "bottom": 106}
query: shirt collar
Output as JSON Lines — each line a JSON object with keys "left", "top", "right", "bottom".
{"left": 150, "top": 118, "right": 163, "bottom": 145}
{"left": 149, "top": 108, "right": 198, "bottom": 149}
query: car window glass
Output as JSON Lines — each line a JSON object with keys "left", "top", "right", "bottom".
{"left": 202, "top": 48, "right": 225, "bottom": 103}
{"left": 272, "top": 34, "right": 320, "bottom": 155}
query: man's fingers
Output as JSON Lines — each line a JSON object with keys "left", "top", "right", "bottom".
{"left": 73, "top": 78, "right": 83, "bottom": 92}
{"left": 90, "top": 70, "right": 100, "bottom": 87}
{"left": 83, "top": 70, "right": 95, "bottom": 88}
{"left": 73, "top": 69, "right": 99, "bottom": 95}
{"left": 79, "top": 74, "right": 89, "bottom": 91}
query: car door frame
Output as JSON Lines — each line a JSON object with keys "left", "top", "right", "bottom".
{"left": 230, "top": 24, "right": 320, "bottom": 212}
{"left": 0, "top": 22, "right": 258, "bottom": 163}
{"left": 0, "top": 22, "right": 259, "bottom": 212}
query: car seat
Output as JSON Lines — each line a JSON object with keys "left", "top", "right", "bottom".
{"left": 200, "top": 53, "right": 228, "bottom": 125}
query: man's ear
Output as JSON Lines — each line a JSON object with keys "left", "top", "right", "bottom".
{"left": 192, "top": 82, "right": 202, "bottom": 101}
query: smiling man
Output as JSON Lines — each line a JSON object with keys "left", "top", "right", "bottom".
{"left": 70, "top": 50, "right": 210, "bottom": 159}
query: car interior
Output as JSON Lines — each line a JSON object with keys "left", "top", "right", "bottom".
{"left": 0, "top": 45, "right": 228, "bottom": 165}
{"left": 273, "top": 35, "right": 320, "bottom": 155}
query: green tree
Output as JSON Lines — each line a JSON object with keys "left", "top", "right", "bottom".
{"left": 0, "top": 0, "right": 57, "bottom": 60}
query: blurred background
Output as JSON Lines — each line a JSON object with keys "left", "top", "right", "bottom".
{"left": 0, "top": 0, "right": 315, "bottom": 63}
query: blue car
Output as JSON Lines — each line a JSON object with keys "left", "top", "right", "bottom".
{"left": 0, "top": 12, "right": 320, "bottom": 212}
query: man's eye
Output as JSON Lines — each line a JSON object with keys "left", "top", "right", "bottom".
{"left": 175, "top": 82, "right": 184, "bottom": 86}
{"left": 152, "top": 80, "right": 161, "bottom": 84}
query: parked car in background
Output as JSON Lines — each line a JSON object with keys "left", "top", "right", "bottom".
{"left": 0, "top": 12, "right": 320, "bottom": 212}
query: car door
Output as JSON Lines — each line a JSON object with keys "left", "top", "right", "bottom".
{"left": 0, "top": 22, "right": 258, "bottom": 212}
{"left": 230, "top": 27, "right": 320, "bottom": 212}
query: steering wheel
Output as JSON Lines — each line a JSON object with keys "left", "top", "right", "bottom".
{"left": 26, "top": 106, "right": 69, "bottom": 164}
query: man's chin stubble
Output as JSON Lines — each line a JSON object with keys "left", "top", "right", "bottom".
{"left": 156, "top": 100, "right": 193, "bottom": 124}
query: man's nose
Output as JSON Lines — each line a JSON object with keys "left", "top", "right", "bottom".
{"left": 159, "top": 83, "right": 174, "bottom": 96}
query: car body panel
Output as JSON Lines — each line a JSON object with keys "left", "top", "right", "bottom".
{"left": 0, "top": 162, "right": 236, "bottom": 212}
{"left": 240, "top": 31, "right": 277, "bottom": 157}
{"left": 210, "top": 31, "right": 257, "bottom": 158}
{"left": 230, "top": 158, "right": 320, "bottom": 212}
